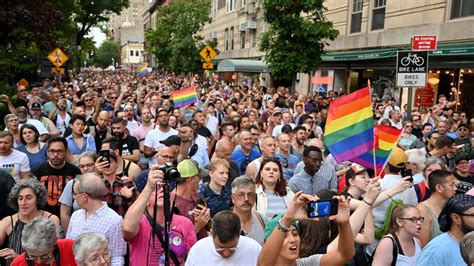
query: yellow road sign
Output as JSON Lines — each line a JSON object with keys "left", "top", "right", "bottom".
{"left": 203, "top": 63, "right": 214, "bottom": 70}
{"left": 199, "top": 45, "right": 217, "bottom": 62}
{"left": 48, "top": 48, "right": 69, "bottom": 68}
{"left": 51, "top": 67, "right": 65, "bottom": 75}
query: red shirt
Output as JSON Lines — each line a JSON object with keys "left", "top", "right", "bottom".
{"left": 11, "top": 239, "right": 76, "bottom": 266}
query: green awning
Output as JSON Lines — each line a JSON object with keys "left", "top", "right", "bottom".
{"left": 321, "top": 42, "right": 474, "bottom": 62}
{"left": 216, "top": 59, "right": 268, "bottom": 73}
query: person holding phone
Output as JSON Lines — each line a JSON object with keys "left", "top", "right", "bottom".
{"left": 257, "top": 192, "right": 355, "bottom": 266}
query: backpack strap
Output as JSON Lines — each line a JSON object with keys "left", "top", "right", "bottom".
{"left": 254, "top": 211, "right": 266, "bottom": 229}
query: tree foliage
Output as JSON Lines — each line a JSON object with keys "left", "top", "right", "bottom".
{"left": 146, "top": 0, "right": 212, "bottom": 73}
{"left": 94, "top": 41, "right": 120, "bottom": 68}
{"left": 259, "top": 0, "right": 339, "bottom": 82}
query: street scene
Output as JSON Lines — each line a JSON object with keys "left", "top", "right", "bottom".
{"left": 0, "top": 0, "right": 474, "bottom": 265}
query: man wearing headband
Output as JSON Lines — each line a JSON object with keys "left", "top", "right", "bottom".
{"left": 417, "top": 194, "right": 474, "bottom": 266}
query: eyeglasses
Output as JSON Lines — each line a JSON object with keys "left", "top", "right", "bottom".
{"left": 158, "top": 154, "right": 174, "bottom": 160}
{"left": 399, "top": 217, "right": 424, "bottom": 223}
{"left": 457, "top": 213, "right": 474, "bottom": 217}
{"left": 109, "top": 96, "right": 118, "bottom": 99}
{"left": 282, "top": 157, "right": 289, "bottom": 168}
{"left": 458, "top": 127, "right": 469, "bottom": 131}
{"left": 47, "top": 149, "right": 65, "bottom": 155}
{"left": 86, "top": 250, "right": 110, "bottom": 264}
{"left": 18, "top": 89, "right": 26, "bottom": 92}
{"left": 26, "top": 251, "right": 53, "bottom": 261}
{"left": 84, "top": 99, "right": 93, "bottom": 102}
{"left": 233, "top": 192, "right": 256, "bottom": 200}
{"left": 79, "top": 162, "right": 95, "bottom": 169}
{"left": 239, "top": 156, "right": 251, "bottom": 174}
{"left": 412, "top": 119, "right": 420, "bottom": 122}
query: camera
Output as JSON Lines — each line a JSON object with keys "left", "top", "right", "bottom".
{"left": 160, "top": 162, "right": 180, "bottom": 181}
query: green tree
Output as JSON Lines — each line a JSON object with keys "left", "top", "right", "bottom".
{"left": 259, "top": 0, "right": 339, "bottom": 86}
{"left": 146, "top": 0, "right": 212, "bottom": 73}
{"left": 94, "top": 41, "right": 120, "bottom": 68}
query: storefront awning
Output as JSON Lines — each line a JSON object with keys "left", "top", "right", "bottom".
{"left": 216, "top": 59, "right": 268, "bottom": 73}
{"left": 321, "top": 42, "right": 474, "bottom": 62}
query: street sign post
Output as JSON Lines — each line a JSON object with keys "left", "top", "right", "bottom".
{"left": 199, "top": 45, "right": 217, "bottom": 63}
{"left": 412, "top": 35, "right": 437, "bottom": 51}
{"left": 396, "top": 51, "right": 428, "bottom": 87}
{"left": 47, "top": 48, "right": 69, "bottom": 68}
{"left": 51, "top": 68, "right": 65, "bottom": 75}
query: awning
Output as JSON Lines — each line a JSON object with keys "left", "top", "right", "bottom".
{"left": 321, "top": 42, "right": 474, "bottom": 62}
{"left": 216, "top": 59, "right": 268, "bottom": 73}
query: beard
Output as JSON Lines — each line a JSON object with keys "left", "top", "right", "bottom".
{"left": 460, "top": 217, "right": 474, "bottom": 234}
{"left": 113, "top": 131, "right": 124, "bottom": 138}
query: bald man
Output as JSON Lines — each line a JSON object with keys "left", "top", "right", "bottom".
{"left": 90, "top": 111, "right": 112, "bottom": 148}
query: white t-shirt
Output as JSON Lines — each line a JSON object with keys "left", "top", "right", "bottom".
{"left": 144, "top": 127, "right": 178, "bottom": 167}
{"left": 185, "top": 236, "right": 261, "bottom": 266}
{"left": 195, "top": 135, "right": 208, "bottom": 150}
{"left": 0, "top": 149, "right": 30, "bottom": 181}
{"left": 206, "top": 114, "right": 219, "bottom": 139}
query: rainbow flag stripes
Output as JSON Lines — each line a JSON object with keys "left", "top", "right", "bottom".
{"left": 171, "top": 87, "right": 198, "bottom": 108}
{"left": 324, "top": 87, "right": 374, "bottom": 162}
{"left": 138, "top": 65, "right": 150, "bottom": 76}
{"left": 352, "top": 124, "right": 403, "bottom": 173}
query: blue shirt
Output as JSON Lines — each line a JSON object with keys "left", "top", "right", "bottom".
{"left": 231, "top": 147, "right": 261, "bottom": 176}
{"left": 16, "top": 144, "right": 48, "bottom": 172}
{"left": 288, "top": 164, "right": 338, "bottom": 195}
{"left": 66, "top": 134, "right": 96, "bottom": 156}
{"left": 275, "top": 151, "right": 299, "bottom": 181}
{"left": 416, "top": 232, "right": 466, "bottom": 266}
{"left": 198, "top": 183, "right": 232, "bottom": 217}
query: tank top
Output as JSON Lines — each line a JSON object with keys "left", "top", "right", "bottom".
{"left": 419, "top": 203, "right": 443, "bottom": 241}
{"left": 396, "top": 237, "right": 422, "bottom": 266}
{"left": 116, "top": 159, "right": 132, "bottom": 178}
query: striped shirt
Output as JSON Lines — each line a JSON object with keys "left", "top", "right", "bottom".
{"left": 265, "top": 191, "right": 288, "bottom": 220}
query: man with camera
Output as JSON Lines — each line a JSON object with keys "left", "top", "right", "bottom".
{"left": 123, "top": 164, "right": 197, "bottom": 265}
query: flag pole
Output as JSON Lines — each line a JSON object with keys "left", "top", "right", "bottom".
{"left": 368, "top": 79, "right": 377, "bottom": 177}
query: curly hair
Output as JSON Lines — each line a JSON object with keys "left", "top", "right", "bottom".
{"left": 7, "top": 178, "right": 48, "bottom": 210}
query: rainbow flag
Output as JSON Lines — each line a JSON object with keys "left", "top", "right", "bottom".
{"left": 352, "top": 124, "right": 403, "bottom": 174}
{"left": 138, "top": 65, "right": 150, "bottom": 76}
{"left": 171, "top": 87, "right": 198, "bottom": 108}
{"left": 324, "top": 87, "right": 374, "bottom": 162}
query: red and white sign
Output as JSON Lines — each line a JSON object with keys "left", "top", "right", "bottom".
{"left": 412, "top": 35, "right": 437, "bottom": 51}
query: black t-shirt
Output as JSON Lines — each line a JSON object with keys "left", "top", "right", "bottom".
{"left": 13, "top": 98, "right": 28, "bottom": 109}
{"left": 120, "top": 135, "right": 140, "bottom": 157}
{"left": 412, "top": 127, "right": 423, "bottom": 139}
{"left": 33, "top": 162, "right": 81, "bottom": 216}
{"left": 454, "top": 171, "right": 473, "bottom": 193}
{"left": 0, "top": 171, "right": 16, "bottom": 220}
{"left": 197, "top": 126, "right": 212, "bottom": 139}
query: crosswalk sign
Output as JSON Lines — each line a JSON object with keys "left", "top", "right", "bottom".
{"left": 199, "top": 45, "right": 217, "bottom": 62}
{"left": 48, "top": 48, "right": 69, "bottom": 68}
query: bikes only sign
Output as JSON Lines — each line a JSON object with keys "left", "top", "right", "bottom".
{"left": 396, "top": 51, "right": 428, "bottom": 87}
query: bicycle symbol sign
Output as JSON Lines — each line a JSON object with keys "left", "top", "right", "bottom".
{"left": 396, "top": 51, "right": 428, "bottom": 87}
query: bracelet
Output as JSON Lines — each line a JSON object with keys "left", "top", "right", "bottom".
{"left": 362, "top": 199, "right": 373, "bottom": 206}
{"left": 385, "top": 192, "right": 394, "bottom": 200}
{"left": 277, "top": 218, "right": 290, "bottom": 233}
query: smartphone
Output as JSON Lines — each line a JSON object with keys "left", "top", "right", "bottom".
{"left": 306, "top": 199, "right": 338, "bottom": 218}
{"left": 99, "top": 150, "right": 110, "bottom": 164}
{"left": 401, "top": 168, "right": 413, "bottom": 182}
{"left": 97, "top": 87, "right": 103, "bottom": 96}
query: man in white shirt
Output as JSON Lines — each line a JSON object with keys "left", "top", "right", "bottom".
{"left": 0, "top": 131, "right": 30, "bottom": 181}
{"left": 186, "top": 211, "right": 261, "bottom": 265}
{"left": 143, "top": 109, "right": 177, "bottom": 167}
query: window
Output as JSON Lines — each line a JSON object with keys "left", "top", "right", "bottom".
{"left": 451, "top": 0, "right": 474, "bottom": 19}
{"left": 351, "top": 0, "right": 363, "bottom": 33}
{"left": 230, "top": 27, "right": 234, "bottom": 50}
{"left": 371, "top": 0, "right": 386, "bottom": 30}
{"left": 130, "top": 50, "right": 134, "bottom": 56}
{"left": 251, "top": 30, "right": 257, "bottom": 48}
{"left": 212, "top": 0, "right": 218, "bottom": 19}
{"left": 226, "top": 0, "right": 236, "bottom": 12}
{"left": 240, "top": 31, "right": 246, "bottom": 49}
{"left": 241, "top": 0, "right": 246, "bottom": 8}
{"left": 225, "top": 28, "right": 229, "bottom": 51}
{"left": 135, "top": 50, "right": 139, "bottom": 56}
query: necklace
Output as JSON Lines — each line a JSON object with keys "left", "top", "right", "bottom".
{"left": 447, "top": 231, "right": 458, "bottom": 242}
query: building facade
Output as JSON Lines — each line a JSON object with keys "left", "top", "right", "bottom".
{"left": 107, "top": 0, "right": 149, "bottom": 47}
{"left": 120, "top": 41, "right": 145, "bottom": 68}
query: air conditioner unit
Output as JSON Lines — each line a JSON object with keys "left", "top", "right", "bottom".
{"left": 210, "top": 32, "right": 218, "bottom": 39}
{"left": 239, "top": 22, "right": 247, "bottom": 31}
{"left": 246, "top": 21, "right": 257, "bottom": 29}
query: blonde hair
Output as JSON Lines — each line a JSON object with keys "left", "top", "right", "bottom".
{"left": 208, "top": 158, "right": 230, "bottom": 172}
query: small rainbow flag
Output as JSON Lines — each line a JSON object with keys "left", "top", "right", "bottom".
{"left": 324, "top": 87, "right": 374, "bottom": 162}
{"left": 138, "top": 65, "right": 150, "bottom": 76}
{"left": 171, "top": 87, "right": 198, "bottom": 108}
{"left": 352, "top": 124, "right": 403, "bottom": 174}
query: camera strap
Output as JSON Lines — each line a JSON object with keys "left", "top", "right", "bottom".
{"left": 144, "top": 210, "right": 180, "bottom": 266}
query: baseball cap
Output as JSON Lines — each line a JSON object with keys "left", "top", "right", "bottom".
{"left": 345, "top": 163, "right": 367, "bottom": 181}
{"left": 30, "top": 102, "right": 42, "bottom": 110}
{"left": 177, "top": 160, "right": 199, "bottom": 178}
{"left": 282, "top": 124, "right": 293, "bottom": 133}
{"left": 273, "top": 107, "right": 282, "bottom": 116}
{"left": 388, "top": 147, "right": 408, "bottom": 168}
{"left": 188, "top": 159, "right": 209, "bottom": 178}
{"left": 160, "top": 135, "right": 181, "bottom": 146}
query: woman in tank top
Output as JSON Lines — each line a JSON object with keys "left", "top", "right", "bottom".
{"left": 372, "top": 205, "right": 423, "bottom": 266}
{"left": 0, "top": 179, "right": 60, "bottom": 265}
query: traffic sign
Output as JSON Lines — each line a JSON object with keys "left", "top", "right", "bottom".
{"left": 51, "top": 67, "right": 65, "bottom": 75}
{"left": 199, "top": 45, "right": 217, "bottom": 62}
{"left": 203, "top": 63, "right": 214, "bottom": 70}
{"left": 47, "top": 48, "right": 69, "bottom": 68}
{"left": 396, "top": 51, "right": 428, "bottom": 87}
{"left": 412, "top": 35, "right": 437, "bottom": 51}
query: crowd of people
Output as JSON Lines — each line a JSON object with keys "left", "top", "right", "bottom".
{"left": 0, "top": 70, "right": 473, "bottom": 266}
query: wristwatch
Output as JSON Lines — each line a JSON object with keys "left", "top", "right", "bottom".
{"left": 277, "top": 218, "right": 290, "bottom": 233}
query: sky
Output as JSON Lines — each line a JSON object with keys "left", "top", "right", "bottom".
{"left": 90, "top": 27, "right": 106, "bottom": 48}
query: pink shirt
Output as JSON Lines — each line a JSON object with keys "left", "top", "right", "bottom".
{"left": 133, "top": 125, "right": 154, "bottom": 146}
{"left": 128, "top": 215, "right": 196, "bottom": 266}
